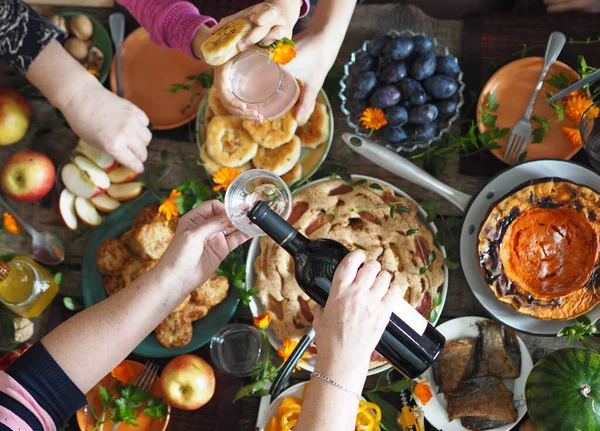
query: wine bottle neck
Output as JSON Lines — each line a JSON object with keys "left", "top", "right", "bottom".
{"left": 247, "top": 201, "right": 310, "bottom": 255}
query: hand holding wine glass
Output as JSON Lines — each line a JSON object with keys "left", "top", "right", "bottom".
{"left": 312, "top": 252, "right": 402, "bottom": 391}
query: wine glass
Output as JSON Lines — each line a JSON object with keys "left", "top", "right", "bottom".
{"left": 225, "top": 169, "right": 292, "bottom": 236}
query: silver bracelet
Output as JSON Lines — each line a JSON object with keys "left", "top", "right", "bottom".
{"left": 310, "top": 372, "right": 362, "bottom": 401}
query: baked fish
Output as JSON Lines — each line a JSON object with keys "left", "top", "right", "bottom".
{"left": 472, "top": 320, "right": 521, "bottom": 379}
{"left": 433, "top": 338, "right": 476, "bottom": 394}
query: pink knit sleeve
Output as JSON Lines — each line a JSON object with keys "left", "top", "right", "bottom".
{"left": 117, "top": 0, "right": 216, "bottom": 57}
{"left": 300, "top": 0, "right": 310, "bottom": 18}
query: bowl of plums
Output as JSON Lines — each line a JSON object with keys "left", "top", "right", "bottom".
{"left": 340, "top": 30, "right": 465, "bottom": 153}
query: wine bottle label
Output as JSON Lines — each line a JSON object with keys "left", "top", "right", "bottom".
{"left": 392, "top": 299, "right": 428, "bottom": 336}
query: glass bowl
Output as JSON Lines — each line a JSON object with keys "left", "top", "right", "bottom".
{"left": 339, "top": 29, "right": 466, "bottom": 154}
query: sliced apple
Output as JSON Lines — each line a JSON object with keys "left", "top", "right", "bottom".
{"left": 73, "top": 155, "right": 111, "bottom": 189}
{"left": 61, "top": 163, "right": 104, "bottom": 199}
{"left": 90, "top": 193, "right": 120, "bottom": 213}
{"left": 76, "top": 139, "right": 116, "bottom": 171}
{"left": 75, "top": 197, "right": 102, "bottom": 227}
{"left": 58, "top": 189, "right": 78, "bottom": 230}
{"left": 108, "top": 165, "right": 138, "bottom": 184}
{"left": 107, "top": 182, "right": 143, "bottom": 202}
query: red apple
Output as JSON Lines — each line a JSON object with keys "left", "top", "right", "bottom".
{"left": 160, "top": 354, "right": 215, "bottom": 410}
{"left": 73, "top": 155, "right": 111, "bottom": 189}
{"left": 0, "top": 150, "right": 55, "bottom": 202}
{"left": 0, "top": 89, "right": 30, "bottom": 146}
{"left": 90, "top": 193, "right": 120, "bottom": 213}
{"left": 74, "top": 197, "right": 102, "bottom": 227}
{"left": 61, "top": 163, "right": 104, "bottom": 199}
{"left": 58, "top": 188, "right": 78, "bottom": 230}
{"left": 76, "top": 139, "right": 116, "bottom": 171}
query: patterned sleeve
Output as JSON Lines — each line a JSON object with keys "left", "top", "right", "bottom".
{"left": 0, "top": 0, "right": 64, "bottom": 75}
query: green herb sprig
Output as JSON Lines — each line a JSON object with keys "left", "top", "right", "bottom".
{"left": 557, "top": 316, "right": 599, "bottom": 353}
{"left": 166, "top": 73, "right": 214, "bottom": 114}
{"left": 91, "top": 381, "right": 168, "bottom": 431}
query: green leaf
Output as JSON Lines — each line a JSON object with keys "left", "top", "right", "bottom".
{"left": 531, "top": 127, "right": 545, "bottom": 144}
{"left": 495, "top": 127, "right": 510, "bottom": 139}
{"left": 53, "top": 272, "right": 63, "bottom": 286}
{"left": 333, "top": 168, "right": 353, "bottom": 185}
{"left": 370, "top": 183, "right": 384, "bottom": 191}
{"left": 112, "top": 398, "right": 137, "bottom": 423}
{"left": 119, "top": 384, "right": 149, "bottom": 407}
{"left": 486, "top": 92, "right": 499, "bottom": 112}
{"left": 406, "top": 228, "right": 419, "bottom": 236}
{"left": 0, "top": 252, "right": 15, "bottom": 262}
{"left": 63, "top": 297, "right": 84, "bottom": 312}
{"left": 481, "top": 112, "right": 497, "bottom": 128}
{"left": 353, "top": 179, "right": 368, "bottom": 186}
{"left": 445, "top": 216, "right": 462, "bottom": 229}
{"left": 234, "top": 379, "right": 266, "bottom": 401}
{"left": 143, "top": 403, "right": 168, "bottom": 418}
{"left": 548, "top": 98, "right": 566, "bottom": 121}
{"left": 518, "top": 152, "right": 527, "bottom": 162}
{"left": 419, "top": 266, "right": 428, "bottom": 275}
{"left": 433, "top": 291, "right": 443, "bottom": 307}
{"left": 420, "top": 201, "right": 437, "bottom": 223}
{"left": 397, "top": 206, "right": 410, "bottom": 214}
{"left": 389, "top": 204, "right": 396, "bottom": 217}
{"left": 444, "top": 257, "right": 459, "bottom": 270}
{"left": 187, "top": 73, "right": 213, "bottom": 88}
{"left": 98, "top": 385, "right": 112, "bottom": 407}
{"left": 428, "top": 250, "right": 437, "bottom": 264}
{"left": 546, "top": 72, "right": 570, "bottom": 90}
{"left": 430, "top": 309, "right": 438, "bottom": 322}
{"left": 532, "top": 116, "right": 551, "bottom": 134}
{"left": 364, "top": 392, "right": 401, "bottom": 431}
{"left": 435, "top": 229, "right": 445, "bottom": 247}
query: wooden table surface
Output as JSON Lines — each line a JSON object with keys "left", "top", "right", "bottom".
{"left": 0, "top": 3, "right": 587, "bottom": 430}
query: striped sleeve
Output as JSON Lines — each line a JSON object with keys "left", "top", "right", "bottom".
{"left": 0, "top": 343, "right": 87, "bottom": 430}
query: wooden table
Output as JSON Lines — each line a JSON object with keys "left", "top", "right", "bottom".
{"left": 0, "top": 3, "right": 587, "bottom": 430}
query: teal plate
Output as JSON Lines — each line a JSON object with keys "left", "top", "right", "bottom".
{"left": 82, "top": 193, "right": 239, "bottom": 358}
{"left": 59, "top": 12, "right": 113, "bottom": 84}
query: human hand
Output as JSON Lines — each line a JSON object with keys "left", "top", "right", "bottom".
{"left": 286, "top": 31, "right": 338, "bottom": 125}
{"left": 313, "top": 252, "right": 402, "bottom": 389}
{"left": 154, "top": 200, "right": 251, "bottom": 292}
{"left": 60, "top": 79, "right": 151, "bottom": 173}
{"left": 213, "top": 60, "right": 263, "bottom": 121}
{"left": 545, "top": 0, "right": 600, "bottom": 12}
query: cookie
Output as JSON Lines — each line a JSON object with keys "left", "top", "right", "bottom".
{"left": 120, "top": 229, "right": 138, "bottom": 255}
{"left": 155, "top": 311, "right": 193, "bottom": 348}
{"left": 191, "top": 274, "right": 229, "bottom": 307}
{"left": 96, "top": 238, "right": 132, "bottom": 275}
{"left": 183, "top": 301, "right": 211, "bottom": 321}
{"left": 281, "top": 162, "right": 303, "bottom": 185}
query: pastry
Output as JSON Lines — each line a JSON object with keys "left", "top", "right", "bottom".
{"left": 206, "top": 116, "right": 258, "bottom": 167}
{"left": 252, "top": 135, "right": 301, "bottom": 176}
{"left": 200, "top": 144, "right": 251, "bottom": 175}
{"left": 191, "top": 274, "right": 229, "bottom": 307}
{"left": 96, "top": 238, "right": 132, "bottom": 275}
{"left": 208, "top": 87, "right": 230, "bottom": 116}
{"left": 200, "top": 19, "right": 252, "bottom": 66}
{"left": 295, "top": 103, "right": 329, "bottom": 149}
{"left": 243, "top": 111, "right": 298, "bottom": 149}
{"left": 155, "top": 311, "right": 193, "bottom": 348}
{"left": 281, "top": 162, "right": 303, "bottom": 185}
{"left": 183, "top": 301, "right": 211, "bottom": 321}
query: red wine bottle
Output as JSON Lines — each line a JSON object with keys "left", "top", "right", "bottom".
{"left": 248, "top": 201, "right": 445, "bottom": 379}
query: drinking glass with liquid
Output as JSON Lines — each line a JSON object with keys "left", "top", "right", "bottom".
{"left": 579, "top": 102, "right": 600, "bottom": 170}
{"left": 229, "top": 50, "right": 300, "bottom": 120}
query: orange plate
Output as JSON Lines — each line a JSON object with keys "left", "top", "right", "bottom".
{"left": 110, "top": 28, "right": 209, "bottom": 130}
{"left": 477, "top": 57, "right": 581, "bottom": 165}
{"left": 76, "top": 360, "right": 170, "bottom": 431}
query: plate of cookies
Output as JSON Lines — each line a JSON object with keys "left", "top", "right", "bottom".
{"left": 81, "top": 193, "right": 238, "bottom": 358}
{"left": 246, "top": 175, "right": 449, "bottom": 376}
{"left": 196, "top": 87, "right": 333, "bottom": 186}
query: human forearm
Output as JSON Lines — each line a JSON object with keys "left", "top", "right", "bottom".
{"left": 42, "top": 268, "right": 186, "bottom": 393}
{"left": 25, "top": 39, "right": 97, "bottom": 112}
{"left": 295, "top": 355, "right": 368, "bottom": 431}
{"left": 304, "top": 0, "right": 356, "bottom": 52}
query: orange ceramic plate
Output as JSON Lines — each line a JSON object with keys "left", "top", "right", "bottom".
{"left": 76, "top": 360, "right": 170, "bottom": 431}
{"left": 110, "top": 28, "right": 209, "bottom": 129}
{"left": 477, "top": 57, "right": 581, "bottom": 164}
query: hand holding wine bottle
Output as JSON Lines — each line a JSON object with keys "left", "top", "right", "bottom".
{"left": 313, "top": 251, "right": 403, "bottom": 391}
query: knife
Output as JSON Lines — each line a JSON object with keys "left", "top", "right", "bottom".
{"left": 547, "top": 68, "right": 600, "bottom": 104}
{"left": 109, "top": 13, "right": 125, "bottom": 97}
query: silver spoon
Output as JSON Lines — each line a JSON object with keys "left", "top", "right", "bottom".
{"left": 0, "top": 195, "right": 65, "bottom": 266}
{"left": 109, "top": 13, "right": 126, "bottom": 98}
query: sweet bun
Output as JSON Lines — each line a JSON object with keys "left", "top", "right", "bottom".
{"left": 252, "top": 136, "right": 301, "bottom": 175}
{"left": 201, "top": 19, "right": 252, "bottom": 66}
{"left": 206, "top": 116, "right": 258, "bottom": 167}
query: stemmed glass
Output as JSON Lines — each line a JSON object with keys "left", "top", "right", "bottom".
{"left": 224, "top": 169, "right": 292, "bottom": 236}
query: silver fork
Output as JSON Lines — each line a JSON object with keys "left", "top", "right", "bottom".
{"left": 109, "top": 361, "right": 160, "bottom": 431}
{"left": 504, "top": 31, "right": 566, "bottom": 164}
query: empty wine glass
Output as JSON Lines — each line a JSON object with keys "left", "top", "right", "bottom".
{"left": 224, "top": 169, "right": 292, "bottom": 236}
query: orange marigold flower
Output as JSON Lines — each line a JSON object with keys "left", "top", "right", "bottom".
{"left": 2, "top": 213, "right": 19, "bottom": 235}
{"left": 111, "top": 361, "right": 137, "bottom": 385}
{"left": 561, "top": 126, "right": 584, "bottom": 148}
{"left": 87, "top": 68, "right": 100, "bottom": 77}
{"left": 277, "top": 338, "right": 308, "bottom": 372}
{"left": 253, "top": 312, "right": 272, "bottom": 329}
{"left": 360, "top": 107, "right": 387, "bottom": 131}
{"left": 269, "top": 41, "right": 296, "bottom": 65}
{"left": 414, "top": 379, "right": 433, "bottom": 405}
{"left": 158, "top": 189, "right": 182, "bottom": 221}
{"left": 212, "top": 167, "right": 241, "bottom": 192}
{"left": 564, "top": 94, "right": 598, "bottom": 125}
